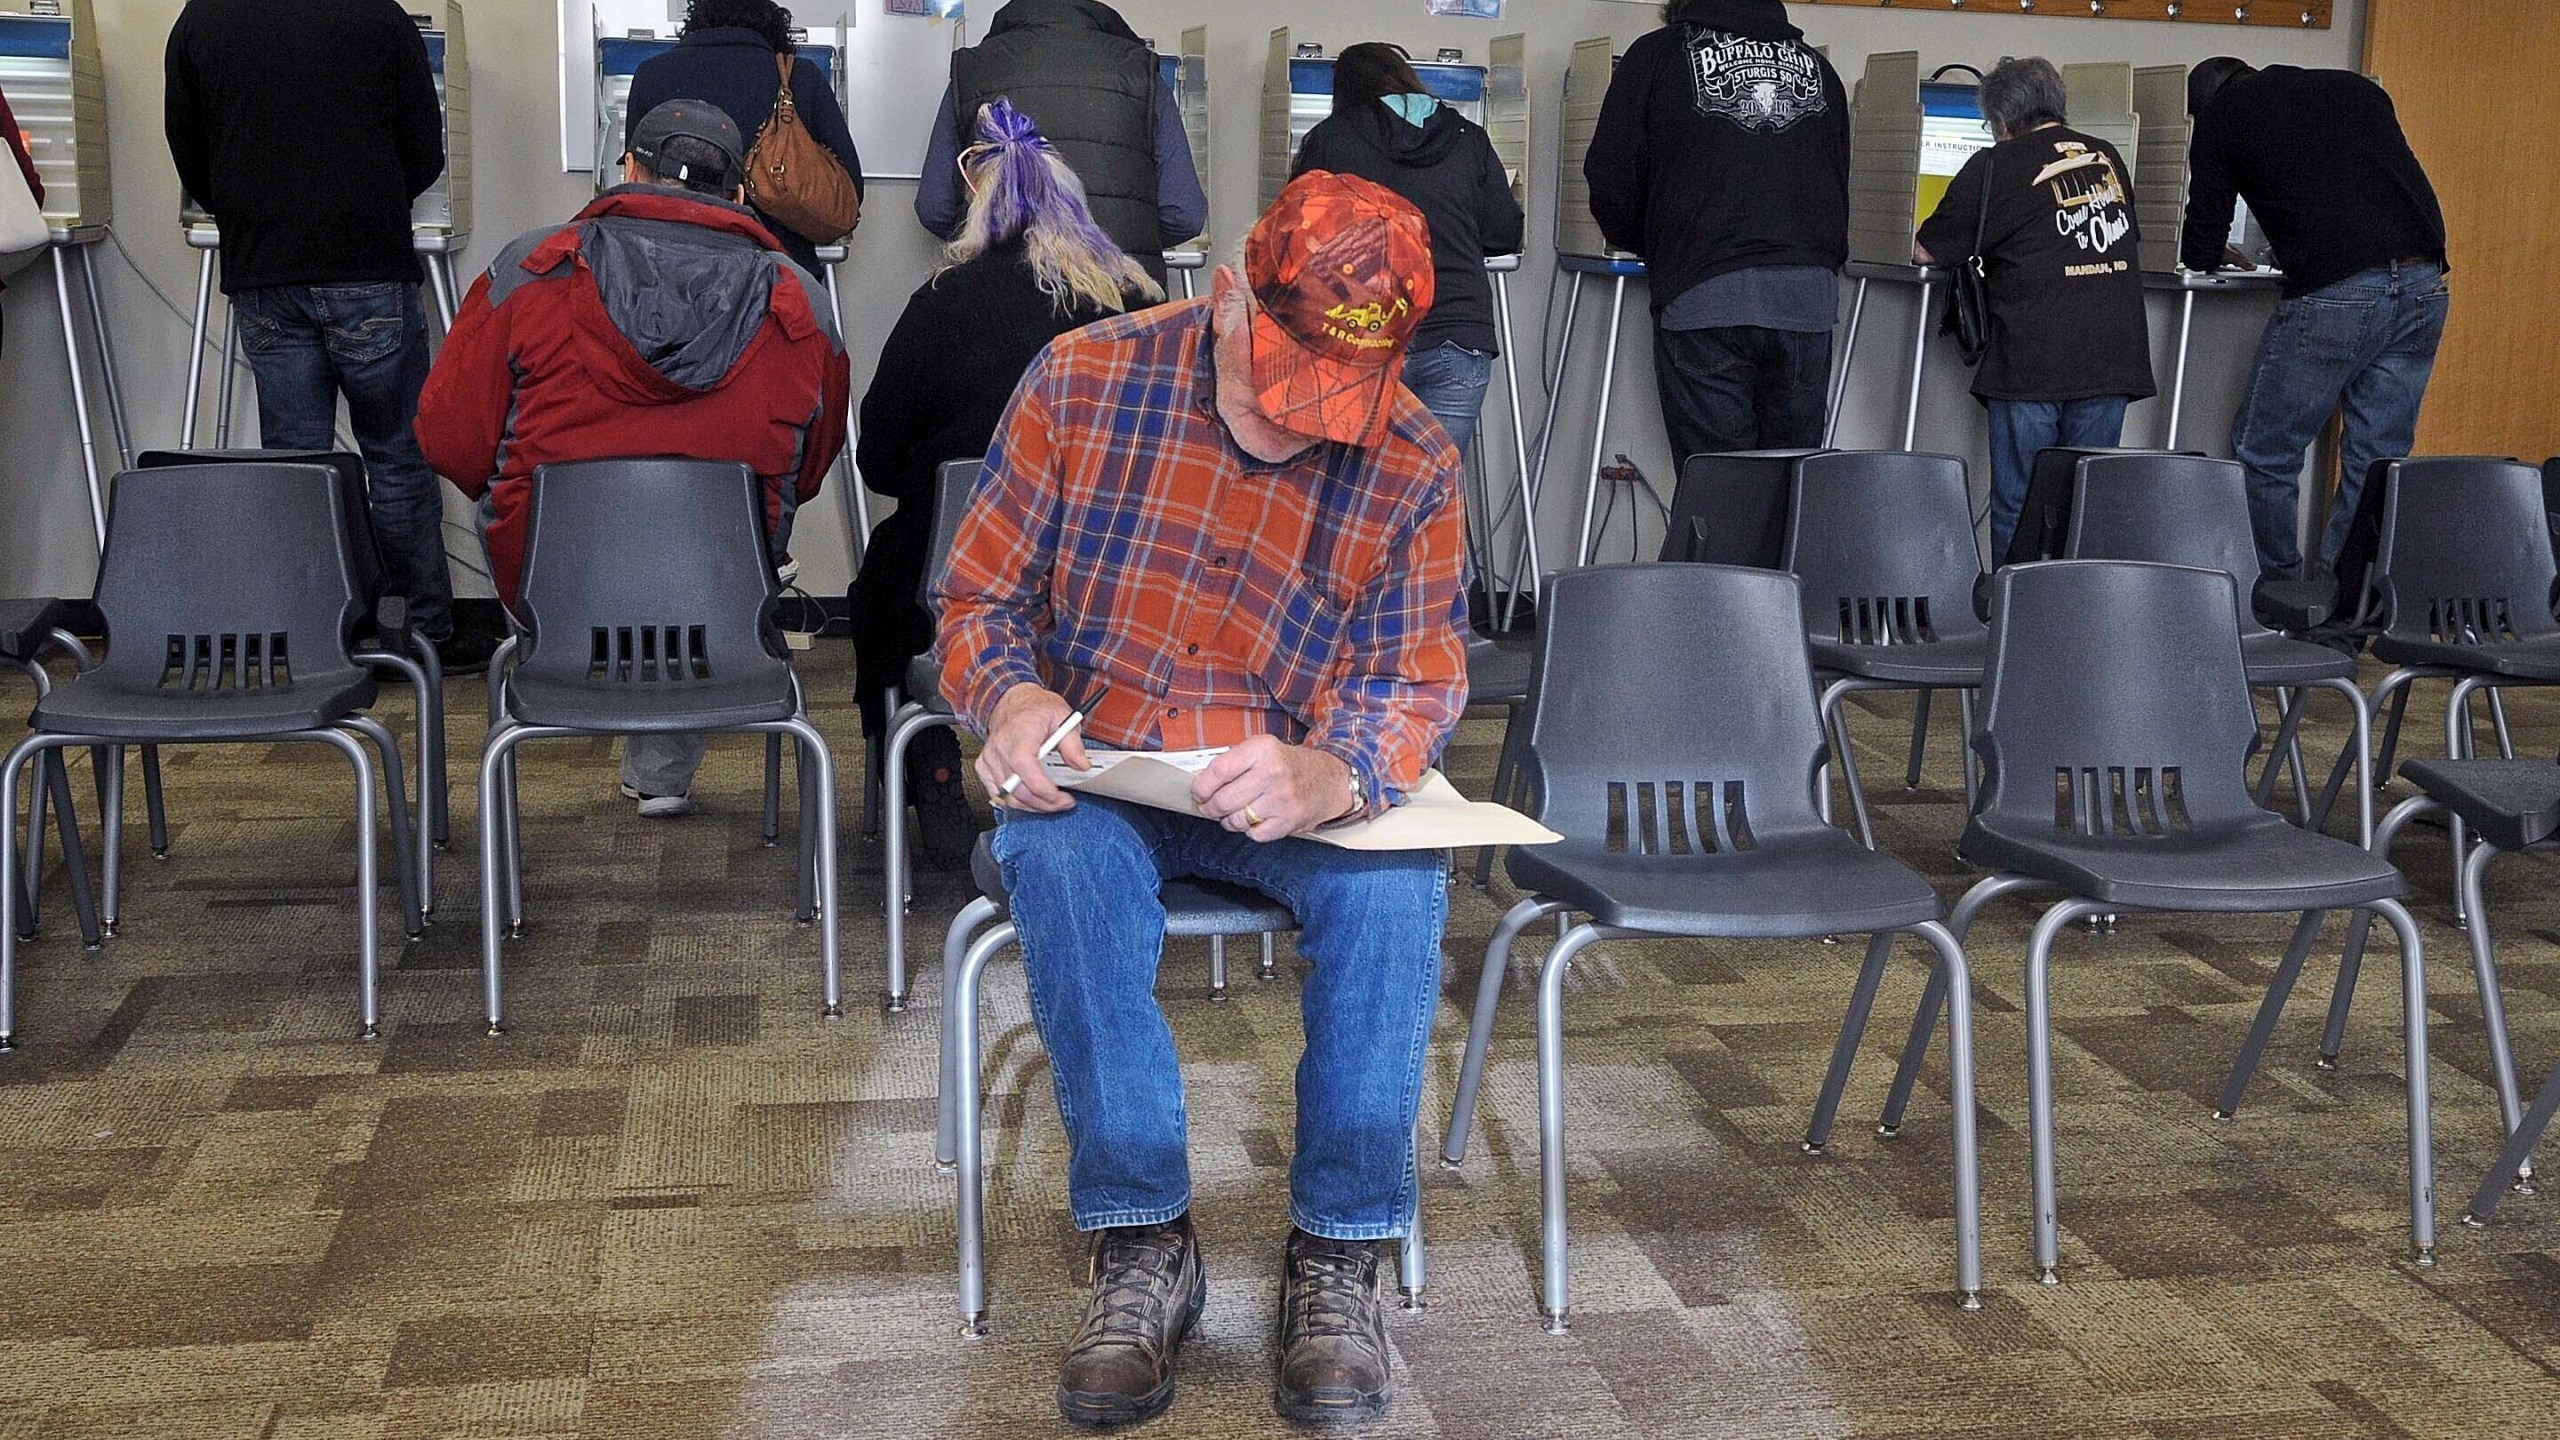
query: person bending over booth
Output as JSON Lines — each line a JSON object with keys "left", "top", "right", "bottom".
{"left": 1916, "top": 57, "right": 2153, "bottom": 561}
{"left": 1291, "top": 42, "right": 1525, "bottom": 459}
{"left": 934, "top": 171, "right": 1467, "bottom": 1427}
{"left": 415, "top": 100, "right": 849, "bottom": 818}
{"left": 2182, "top": 56, "right": 2449, "bottom": 582}
{"left": 852, "top": 98, "right": 1162, "bottom": 868}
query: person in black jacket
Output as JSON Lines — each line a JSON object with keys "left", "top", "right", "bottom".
{"left": 916, "top": 0, "right": 1205, "bottom": 289}
{"left": 1917, "top": 58, "right": 2154, "bottom": 561}
{"left": 1292, "top": 43, "right": 1524, "bottom": 458}
{"left": 853, "top": 99, "right": 1160, "bottom": 865}
{"left": 2181, "top": 58, "right": 2449, "bottom": 581}
{"left": 164, "top": 0, "right": 483, "bottom": 670}
{"left": 1585, "top": 0, "right": 1850, "bottom": 462}
{"left": 626, "top": 0, "right": 865, "bottom": 275}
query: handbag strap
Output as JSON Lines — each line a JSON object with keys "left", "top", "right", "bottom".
{"left": 1967, "top": 147, "right": 1994, "bottom": 262}
{"left": 772, "top": 52, "right": 798, "bottom": 113}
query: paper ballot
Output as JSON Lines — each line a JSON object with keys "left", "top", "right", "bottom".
{"left": 1039, "top": 749, "right": 1559, "bottom": 851}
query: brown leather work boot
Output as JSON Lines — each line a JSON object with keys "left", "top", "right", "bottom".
{"left": 1273, "top": 1228, "right": 1393, "bottom": 1424}
{"left": 1056, "top": 1215, "right": 1206, "bottom": 1427}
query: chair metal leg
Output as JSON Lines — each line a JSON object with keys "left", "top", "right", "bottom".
{"left": 794, "top": 734, "right": 817, "bottom": 926}
{"left": 881, "top": 707, "right": 959, "bottom": 1011}
{"left": 1879, "top": 874, "right": 2039, "bottom": 1134}
{"left": 937, "top": 894, "right": 1004, "bottom": 1169}
{"left": 952, "top": 918, "right": 1016, "bottom": 1337}
{"left": 2467, "top": 1052, "right": 2560, "bottom": 1227}
{"left": 1909, "top": 919, "right": 1983, "bottom": 1308}
{"left": 1905, "top": 687, "right": 1932, "bottom": 790}
{"left": 2024, "top": 898, "right": 2108, "bottom": 1284}
{"left": 2487, "top": 686, "right": 2516, "bottom": 760}
{"left": 141, "top": 745, "right": 170, "bottom": 858}
{"left": 38, "top": 750, "right": 100, "bottom": 948}
{"left": 0, "top": 736, "right": 50, "bottom": 1046}
{"left": 763, "top": 733, "right": 784, "bottom": 847}
{"left": 2319, "top": 794, "right": 2432, "bottom": 1069}
{"left": 1804, "top": 932, "right": 1896, "bottom": 1154}
{"left": 2374, "top": 674, "right": 2415, "bottom": 784}
{"left": 357, "top": 649, "right": 438, "bottom": 910}
{"left": 2455, "top": 840, "right": 2530, "bottom": 1182}
{"left": 2362, "top": 898, "right": 2436, "bottom": 1264}
{"left": 501, "top": 745, "right": 526, "bottom": 935}
{"left": 476, "top": 724, "right": 558, "bottom": 1034}
{"left": 771, "top": 716, "right": 844, "bottom": 1019}
{"left": 99, "top": 744, "right": 123, "bottom": 932}
{"left": 340, "top": 715, "right": 423, "bottom": 940}
{"left": 2213, "top": 910, "right": 2329, "bottom": 1119}
{"left": 860, "top": 727, "right": 886, "bottom": 841}
{"left": 1400, "top": 1119, "right": 1427, "bottom": 1311}
{"left": 1818, "top": 680, "right": 1878, "bottom": 849}
{"left": 1208, "top": 935, "right": 1229, "bottom": 1000}
{"left": 1442, "top": 896, "right": 1568, "bottom": 1166}
{"left": 2445, "top": 678, "right": 2485, "bottom": 928}
{"left": 310, "top": 728, "right": 384, "bottom": 1040}
{"left": 1536, "top": 921, "right": 1605, "bottom": 1333}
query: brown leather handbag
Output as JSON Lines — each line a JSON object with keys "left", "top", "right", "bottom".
{"left": 743, "top": 53, "right": 862, "bottom": 244}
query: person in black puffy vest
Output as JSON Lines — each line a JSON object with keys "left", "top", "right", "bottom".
{"left": 913, "top": 0, "right": 1204, "bottom": 289}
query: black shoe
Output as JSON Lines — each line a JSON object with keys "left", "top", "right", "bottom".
{"left": 1058, "top": 1215, "right": 1206, "bottom": 1427}
{"left": 434, "top": 627, "right": 499, "bottom": 677}
{"left": 1274, "top": 1228, "right": 1392, "bottom": 1425}
{"left": 908, "top": 725, "right": 983, "bottom": 870}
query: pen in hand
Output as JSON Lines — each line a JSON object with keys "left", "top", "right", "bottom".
{"left": 999, "top": 710, "right": 1086, "bottom": 798}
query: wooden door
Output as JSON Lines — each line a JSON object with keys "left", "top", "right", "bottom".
{"left": 2364, "top": 0, "right": 2560, "bottom": 461}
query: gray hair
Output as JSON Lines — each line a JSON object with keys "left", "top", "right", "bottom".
{"left": 1979, "top": 57, "right": 2067, "bottom": 140}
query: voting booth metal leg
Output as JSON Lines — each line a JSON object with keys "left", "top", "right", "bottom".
{"left": 1572, "top": 275, "right": 1630, "bottom": 570}
{"left": 49, "top": 247, "right": 107, "bottom": 548}
{"left": 426, "top": 256, "right": 459, "bottom": 335}
{"left": 1490, "top": 267, "right": 1541, "bottom": 632}
{"left": 821, "top": 259, "right": 872, "bottom": 568}
{"left": 76, "top": 246, "right": 131, "bottom": 473}
{"left": 2165, "top": 289, "right": 2197, "bottom": 450}
{"left": 214, "top": 313, "right": 241, "bottom": 451}
{"left": 1900, "top": 279, "right": 1934, "bottom": 453}
{"left": 1823, "top": 275, "right": 1870, "bottom": 449}
{"left": 183, "top": 248, "right": 216, "bottom": 449}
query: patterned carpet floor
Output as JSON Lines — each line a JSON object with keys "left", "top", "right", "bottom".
{"left": 1, "top": 639, "right": 2555, "bottom": 1438}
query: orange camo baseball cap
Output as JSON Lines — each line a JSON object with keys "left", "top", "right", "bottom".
{"left": 1245, "top": 170, "right": 1435, "bottom": 449}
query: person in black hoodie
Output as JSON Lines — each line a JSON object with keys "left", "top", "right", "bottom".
{"left": 852, "top": 100, "right": 1161, "bottom": 866}
{"left": 1585, "top": 0, "right": 1850, "bottom": 461}
{"left": 625, "top": 0, "right": 866, "bottom": 276}
{"left": 1292, "top": 43, "right": 1525, "bottom": 459}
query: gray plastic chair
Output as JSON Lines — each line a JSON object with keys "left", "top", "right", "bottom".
{"left": 1860, "top": 560, "right": 2436, "bottom": 1283}
{"left": 1783, "top": 450, "right": 1989, "bottom": 847}
{"left": 879, "top": 457, "right": 989, "bottom": 1012}
{"left": 477, "top": 459, "right": 840, "bottom": 1032}
{"left": 2064, "top": 452, "right": 2374, "bottom": 837}
{"left": 1659, "top": 449, "right": 1824, "bottom": 566}
{"left": 1465, "top": 635, "right": 1534, "bottom": 888}
{"left": 1, "top": 464, "right": 421, "bottom": 1046}
{"left": 1439, "top": 563, "right": 1983, "bottom": 1329}
{"left": 936, "top": 833, "right": 1426, "bottom": 1337}
{"left": 2, "top": 599, "right": 99, "bottom": 949}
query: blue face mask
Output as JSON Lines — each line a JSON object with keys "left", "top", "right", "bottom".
{"left": 1382, "top": 93, "right": 1440, "bottom": 127}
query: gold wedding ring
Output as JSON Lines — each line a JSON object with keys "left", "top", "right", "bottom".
{"left": 1243, "top": 805, "right": 1265, "bottom": 828}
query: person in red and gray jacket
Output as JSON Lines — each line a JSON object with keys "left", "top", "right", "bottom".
{"left": 417, "top": 98, "right": 849, "bottom": 817}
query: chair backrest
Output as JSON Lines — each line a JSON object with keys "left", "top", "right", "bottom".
{"left": 1521, "top": 563, "right": 1831, "bottom": 849}
{"left": 1975, "top": 560, "right": 2262, "bottom": 838}
{"left": 2004, "top": 446, "right": 2179, "bottom": 567}
{"left": 1782, "top": 450, "right": 1986, "bottom": 645}
{"left": 2064, "top": 453, "right": 2269, "bottom": 636}
{"left": 917, "top": 457, "right": 985, "bottom": 609}
{"left": 1659, "top": 449, "right": 1824, "bottom": 566}
{"left": 136, "top": 448, "right": 385, "bottom": 604}
{"left": 90, "top": 463, "right": 368, "bottom": 694}
{"left": 2373, "top": 457, "right": 2559, "bottom": 647}
{"left": 2543, "top": 457, "right": 2560, "bottom": 566}
{"left": 512, "top": 458, "right": 790, "bottom": 691}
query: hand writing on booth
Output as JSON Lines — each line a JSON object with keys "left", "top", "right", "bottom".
{"left": 977, "top": 684, "right": 1091, "bottom": 814}
{"left": 1191, "top": 736, "right": 1359, "bottom": 842}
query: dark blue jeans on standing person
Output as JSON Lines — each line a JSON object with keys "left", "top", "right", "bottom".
{"left": 1652, "top": 325, "right": 1832, "bottom": 465}
{"left": 234, "top": 281, "right": 454, "bottom": 641}
{"left": 992, "top": 794, "right": 1448, "bottom": 1240}
{"left": 2231, "top": 259, "right": 2450, "bottom": 581}
{"left": 1402, "top": 342, "right": 1495, "bottom": 458}
{"left": 1985, "top": 395, "right": 2133, "bottom": 561}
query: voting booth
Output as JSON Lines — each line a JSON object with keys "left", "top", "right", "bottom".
{"left": 1257, "top": 31, "right": 1490, "bottom": 211}
{"left": 2131, "top": 60, "right": 2285, "bottom": 448}
{"left": 1544, "top": 37, "right": 1653, "bottom": 572}
{"left": 1846, "top": 53, "right": 1993, "bottom": 266}
{"left": 0, "top": 0, "right": 126, "bottom": 545}
{"left": 179, "top": 4, "right": 473, "bottom": 455}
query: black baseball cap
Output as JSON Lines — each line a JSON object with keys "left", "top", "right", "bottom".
{"left": 627, "top": 99, "right": 745, "bottom": 186}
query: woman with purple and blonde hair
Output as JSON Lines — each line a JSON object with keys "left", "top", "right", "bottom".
{"left": 850, "top": 99, "right": 1159, "bottom": 866}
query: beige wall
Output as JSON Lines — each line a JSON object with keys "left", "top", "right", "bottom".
{"left": 0, "top": 0, "right": 2361, "bottom": 602}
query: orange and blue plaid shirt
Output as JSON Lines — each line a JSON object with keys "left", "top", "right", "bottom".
{"left": 934, "top": 299, "right": 1469, "bottom": 818}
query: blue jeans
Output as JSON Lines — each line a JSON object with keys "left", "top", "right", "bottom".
{"left": 2231, "top": 260, "right": 2449, "bottom": 580}
{"left": 234, "top": 281, "right": 453, "bottom": 640}
{"left": 1653, "top": 325, "right": 1831, "bottom": 463}
{"left": 1985, "top": 395, "right": 2133, "bottom": 561}
{"left": 991, "top": 795, "right": 1448, "bottom": 1239}
{"left": 1401, "top": 342, "right": 1495, "bottom": 458}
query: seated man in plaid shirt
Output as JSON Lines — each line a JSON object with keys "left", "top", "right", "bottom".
{"left": 935, "top": 170, "right": 1469, "bottom": 1428}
